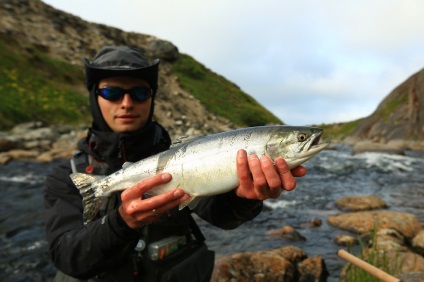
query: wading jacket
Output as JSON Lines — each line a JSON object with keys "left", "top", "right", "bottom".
{"left": 44, "top": 122, "right": 263, "bottom": 281}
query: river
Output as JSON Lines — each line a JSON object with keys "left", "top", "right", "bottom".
{"left": 1, "top": 146, "right": 423, "bottom": 281}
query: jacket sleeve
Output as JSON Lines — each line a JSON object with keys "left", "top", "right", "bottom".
{"left": 193, "top": 190, "right": 263, "bottom": 230}
{"left": 44, "top": 162, "right": 140, "bottom": 279}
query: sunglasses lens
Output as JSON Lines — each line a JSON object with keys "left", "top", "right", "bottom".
{"left": 131, "top": 88, "right": 152, "bottom": 101}
{"left": 98, "top": 87, "right": 124, "bottom": 101}
{"left": 97, "top": 87, "right": 152, "bottom": 102}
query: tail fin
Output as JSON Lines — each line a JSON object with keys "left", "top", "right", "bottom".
{"left": 70, "top": 173, "right": 104, "bottom": 225}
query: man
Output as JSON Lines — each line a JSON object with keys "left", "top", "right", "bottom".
{"left": 44, "top": 46, "right": 306, "bottom": 281}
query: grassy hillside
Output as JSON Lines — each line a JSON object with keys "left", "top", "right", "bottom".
{"left": 0, "top": 34, "right": 89, "bottom": 130}
{"left": 315, "top": 119, "right": 363, "bottom": 142}
{"left": 171, "top": 54, "right": 281, "bottom": 126}
{"left": 0, "top": 34, "right": 281, "bottom": 131}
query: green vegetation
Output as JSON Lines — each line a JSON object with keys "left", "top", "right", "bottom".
{"left": 0, "top": 36, "right": 282, "bottom": 131}
{"left": 377, "top": 94, "right": 408, "bottom": 121}
{"left": 343, "top": 225, "right": 405, "bottom": 282}
{"left": 0, "top": 34, "right": 89, "bottom": 130}
{"left": 315, "top": 119, "right": 363, "bottom": 141}
{"left": 171, "top": 54, "right": 282, "bottom": 127}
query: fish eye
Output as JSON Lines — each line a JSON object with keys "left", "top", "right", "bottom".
{"left": 298, "top": 133, "right": 307, "bottom": 142}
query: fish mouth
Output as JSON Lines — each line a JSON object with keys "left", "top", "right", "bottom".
{"left": 307, "top": 130, "right": 330, "bottom": 154}
{"left": 288, "top": 130, "right": 330, "bottom": 168}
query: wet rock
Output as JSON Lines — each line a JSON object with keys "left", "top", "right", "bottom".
{"left": 335, "top": 195, "right": 387, "bottom": 212}
{"left": 266, "top": 226, "right": 306, "bottom": 241}
{"left": 327, "top": 211, "right": 422, "bottom": 239}
{"left": 307, "top": 218, "right": 322, "bottom": 228}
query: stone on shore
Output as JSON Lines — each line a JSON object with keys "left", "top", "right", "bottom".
{"left": 328, "top": 211, "right": 422, "bottom": 239}
{"left": 335, "top": 195, "right": 388, "bottom": 211}
{"left": 211, "top": 246, "right": 328, "bottom": 282}
{"left": 412, "top": 230, "right": 424, "bottom": 256}
{"left": 351, "top": 141, "right": 405, "bottom": 155}
{"left": 266, "top": 226, "right": 306, "bottom": 241}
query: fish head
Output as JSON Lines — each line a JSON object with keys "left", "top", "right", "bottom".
{"left": 266, "top": 126, "right": 330, "bottom": 169}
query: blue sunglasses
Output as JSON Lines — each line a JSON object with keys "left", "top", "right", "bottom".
{"left": 96, "top": 86, "right": 153, "bottom": 102}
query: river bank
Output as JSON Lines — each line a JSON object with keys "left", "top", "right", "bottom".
{"left": 1, "top": 123, "right": 424, "bottom": 281}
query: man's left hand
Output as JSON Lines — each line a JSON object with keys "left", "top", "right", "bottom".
{"left": 235, "top": 149, "right": 307, "bottom": 200}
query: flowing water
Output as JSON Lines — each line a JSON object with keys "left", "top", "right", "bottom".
{"left": 1, "top": 146, "right": 423, "bottom": 281}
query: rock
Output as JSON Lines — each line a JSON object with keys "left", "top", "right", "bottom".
{"left": 266, "top": 226, "right": 306, "bottom": 241}
{"left": 308, "top": 218, "right": 322, "bottom": 228}
{"left": 212, "top": 250, "right": 296, "bottom": 281}
{"left": 351, "top": 141, "right": 405, "bottom": 155}
{"left": 412, "top": 230, "right": 424, "bottom": 256}
{"left": 327, "top": 211, "right": 422, "bottom": 239}
{"left": 10, "top": 121, "right": 45, "bottom": 134}
{"left": 334, "top": 235, "right": 358, "bottom": 247}
{"left": 396, "top": 251, "right": 424, "bottom": 274}
{"left": 397, "top": 271, "right": 424, "bottom": 282}
{"left": 0, "top": 136, "right": 16, "bottom": 152}
{"left": 211, "top": 246, "right": 328, "bottom": 282}
{"left": 298, "top": 256, "right": 328, "bottom": 282}
{"left": 335, "top": 195, "right": 387, "bottom": 211}
{"left": 147, "top": 39, "right": 179, "bottom": 61}
{"left": 0, "top": 153, "right": 12, "bottom": 165}
{"left": 373, "top": 228, "right": 408, "bottom": 252}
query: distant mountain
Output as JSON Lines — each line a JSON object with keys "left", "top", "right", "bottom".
{"left": 0, "top": 0, "right": 281, "bottom": 136}
{"left": 344, "top": 68, "right": 424, "bottom": 150}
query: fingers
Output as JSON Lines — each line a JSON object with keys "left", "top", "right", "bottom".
{"left": 119, "top": 173, "right": 190, "bottom": 229}
{"left": 121, "top": 173, "right": 172, "bottom": 201}
{"left": 291, "top": 165, "right": 307, "bottom": 177}
{"left": 128, "top": 189, "right": 188, "bottom": 215}
{"left": 236, "top": 150, "right": 307, "bottom": 201}
{"left": 274, "top": 158, "right": 297, "bottom": 191}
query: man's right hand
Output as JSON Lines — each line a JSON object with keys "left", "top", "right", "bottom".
{"left": 118, "top": 173, "right": 190, "bottom": 230}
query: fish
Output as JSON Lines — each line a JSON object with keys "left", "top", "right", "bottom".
{"left": 70, "top": 125, "right": 330, "bottom": 224}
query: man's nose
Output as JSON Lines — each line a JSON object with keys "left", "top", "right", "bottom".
{"left": 120, "top": 93, "right": 134, "bottom": 108}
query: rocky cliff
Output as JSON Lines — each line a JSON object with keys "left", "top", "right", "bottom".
{"left": 344, "top": 68, "right": 424, "bottom": 150}
{"left": 0, "top": 0, "right": 238, "bottom": 137}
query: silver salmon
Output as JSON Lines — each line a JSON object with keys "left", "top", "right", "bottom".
{"left": 71, "top": 125, "right": 329, "bottom": 224}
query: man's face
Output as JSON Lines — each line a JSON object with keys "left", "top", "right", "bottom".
{"left": 97, "top": 76, "right": 152, "bottom": 133}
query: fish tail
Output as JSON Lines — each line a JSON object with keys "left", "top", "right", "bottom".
{"left": 70, "top": 173, "right": 104, "bottom": 225}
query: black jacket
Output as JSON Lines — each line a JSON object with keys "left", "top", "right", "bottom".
{"left": 44, "top": 122, "right": 263, "bottom": 280}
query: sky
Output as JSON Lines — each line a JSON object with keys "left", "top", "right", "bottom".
{"left": 41, "top": 0, "right": 424, "bottom": 126}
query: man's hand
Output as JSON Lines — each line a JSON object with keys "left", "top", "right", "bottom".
{"left": 118, "top": 173, "right": 190, "bottom": 230}
{"left": 235, "top": 149, "right": 307, "bottom": 200}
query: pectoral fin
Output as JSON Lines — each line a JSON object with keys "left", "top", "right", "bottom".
{"left": 179, "top": 195, "right": 202, "bottom": 210}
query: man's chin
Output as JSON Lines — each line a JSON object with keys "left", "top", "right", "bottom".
{"left": 114, "top": 123, "right": 145, "bottom": 133}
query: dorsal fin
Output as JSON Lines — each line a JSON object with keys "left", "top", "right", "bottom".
{"left": 170, "top": 135, "right": 200, "bottom": 148}
{"left": 122, "top": 162, "right": 134, "bottom": 169}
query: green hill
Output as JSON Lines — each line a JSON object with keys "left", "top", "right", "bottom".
{"left": 0, "top": 33, "right": 281, "bottom": 131}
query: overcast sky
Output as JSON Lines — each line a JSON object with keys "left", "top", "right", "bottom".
{"left": 41, "top": 0, "right": 424, "bottom": 126}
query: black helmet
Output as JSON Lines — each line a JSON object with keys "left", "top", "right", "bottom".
{"left": 84, "top": 46, "right": 159, "bottom": 132}
{"left": 83, "top": 46, "right": 160, "bottom": 91}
